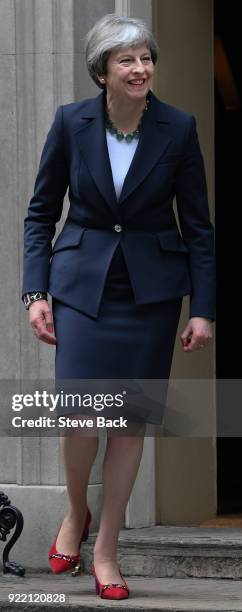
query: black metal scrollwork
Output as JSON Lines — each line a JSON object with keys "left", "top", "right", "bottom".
{"left": 0, "top": 491, "right": 25, "bottom": 576}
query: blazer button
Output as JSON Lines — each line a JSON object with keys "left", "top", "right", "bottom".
{"left": 114, "top": 224, "right": 122, "bottom": 232}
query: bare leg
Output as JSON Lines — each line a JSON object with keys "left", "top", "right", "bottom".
{"left": 55, "top": 421, "right": 99, "bottom": 555}
{"left": 93, "top": 432, "right": 144, "bottom": 584}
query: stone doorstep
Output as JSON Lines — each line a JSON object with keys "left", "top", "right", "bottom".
{"left": 1, "top": 573, "right": 242, "bottom": 612}
{"left": 80, "top": 526, "right": 242, "bottom": 580}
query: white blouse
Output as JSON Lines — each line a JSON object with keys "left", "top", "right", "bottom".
{"left": 106, "top": 130, "right": 139, "bottom": 200}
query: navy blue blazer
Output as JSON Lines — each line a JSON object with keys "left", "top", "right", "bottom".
{"left": 22, "top": 89, "right": 216, "bottom": 321}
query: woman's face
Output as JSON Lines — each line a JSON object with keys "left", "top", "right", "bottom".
{"left": 100, "top": 44, "right": 154, "bottom": 101}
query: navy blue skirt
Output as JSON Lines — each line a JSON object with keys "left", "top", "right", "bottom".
{"left": 52, "top": 245, "right": 182, "bottom": 425}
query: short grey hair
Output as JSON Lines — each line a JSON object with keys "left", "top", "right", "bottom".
{"left": 84, "top": 13, "right": 159, "bottom": 90}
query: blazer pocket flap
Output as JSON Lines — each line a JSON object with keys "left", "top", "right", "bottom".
{"left": 158, "top": 231, "right": 189, "bottom": 253}
{"left": 52, "top": 225, "right": 85, "bottom": 254}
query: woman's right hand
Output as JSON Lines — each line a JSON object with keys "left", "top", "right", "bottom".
{"left": 29, "top": 300, "right": 57, "bottom": 345}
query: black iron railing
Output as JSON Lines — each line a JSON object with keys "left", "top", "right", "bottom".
{"left": 0, "top": 491, "right": 25, "bottom": 575}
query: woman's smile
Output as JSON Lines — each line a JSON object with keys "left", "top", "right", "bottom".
{"left": 127, "top": 79, "right": 146, "bottom": 87}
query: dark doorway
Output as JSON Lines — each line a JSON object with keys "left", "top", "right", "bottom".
{"left": 215, "top": 0, "right": 242, "bottom": 514}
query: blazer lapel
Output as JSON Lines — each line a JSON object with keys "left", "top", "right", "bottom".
{"left": 74, "top": 92, "right": 118, "bottom": 216}
{"left": 118, "top": 92, "right": 172, "bottom": 205}
{"left": 74, "top": 90, "right": 173, "bottom": 214}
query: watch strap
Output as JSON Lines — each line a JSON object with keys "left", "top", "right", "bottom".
{"left": 22, "top": 292, "right": 48, "bottom": 310}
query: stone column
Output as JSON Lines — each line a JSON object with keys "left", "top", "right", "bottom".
{"left": 153, "top": 0, "right": 216, "bottom": 524}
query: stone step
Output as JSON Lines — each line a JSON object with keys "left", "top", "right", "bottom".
{"left": 1, "top": 571, "right": 242, "bottom": 612}
{"left": 81, "top": 526, "right": 242, "bottom": 580}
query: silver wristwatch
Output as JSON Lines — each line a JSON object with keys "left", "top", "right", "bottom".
{"left": 22, "top": 291, "right": 48, "bottom": 310}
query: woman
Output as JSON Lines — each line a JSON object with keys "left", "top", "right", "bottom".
{"left": 22, "top": 14, "right": 215, "bottom": 600}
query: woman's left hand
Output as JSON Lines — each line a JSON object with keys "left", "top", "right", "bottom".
{"left": 180, "top": 317, "right": 213, "bottom": 352}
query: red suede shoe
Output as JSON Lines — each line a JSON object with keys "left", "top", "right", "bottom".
{"left": 92, "top": 563, "right": 130, "bottom": 599}
{"left": 48, "top": 507, "right": 92, "bottom": 575}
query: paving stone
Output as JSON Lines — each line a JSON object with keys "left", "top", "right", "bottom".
{"left": 1, "top": 571, "right": 242, "bottom": 611}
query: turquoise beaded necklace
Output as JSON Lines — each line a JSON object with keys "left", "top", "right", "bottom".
{"left": 105, "top": 96, "right": 150, "bottom": 143}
